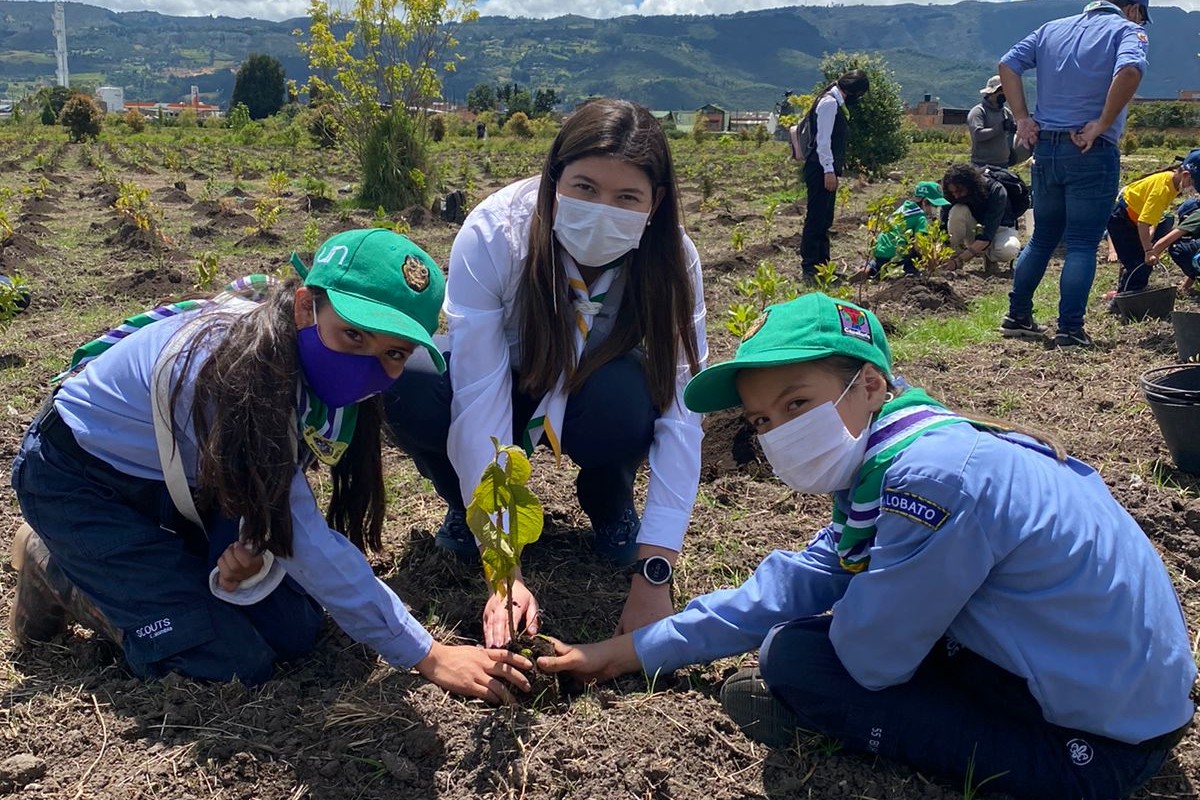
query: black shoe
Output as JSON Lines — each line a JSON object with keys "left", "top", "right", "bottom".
{"left": 999, "top": 315, "right": 1044, "bottom": 339}
{"left": 1054, "top": 327, "right": 1094, "bottom": 348}
{"left": 720, "top": 667, "right": 802, "bottom": 748}
{"left": 591, "top": 507, "right": 640, "bottom": 567}
{"left": 434, "top": 508, "right": 480, "bottom": 563}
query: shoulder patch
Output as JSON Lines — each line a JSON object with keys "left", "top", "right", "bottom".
{"left": 835, "top": 303, "right": 872, "bottom": 342}
{"left": 1136, "top": 31, "right": 1148, "bottom": 43}
{"left": 880, "top": 488, "right": 949, "bottom": 530}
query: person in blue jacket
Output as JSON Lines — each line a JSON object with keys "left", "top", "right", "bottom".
{"left": 539, "top": 292, "right": 1196, "bottom": 800}
{"left": 8, "top": 229, "right": 532, "bottom": 702}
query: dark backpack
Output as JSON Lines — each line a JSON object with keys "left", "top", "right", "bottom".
{"left": 982, "top": 166, "right": 1030, "bottom": 219}
{"left": 1176, "top": 196, "right": 1200, "bottom": 223}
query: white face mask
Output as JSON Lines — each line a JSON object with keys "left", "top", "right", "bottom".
{"left": 757, "top": 370, "right": 870, "bottom": 494}
{"left": 553, "top": 193, "right": 649, "bottom": 267}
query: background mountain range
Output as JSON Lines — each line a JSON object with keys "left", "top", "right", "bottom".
{"left": 1, "top": 0, "right": 1197, "bottom": 111}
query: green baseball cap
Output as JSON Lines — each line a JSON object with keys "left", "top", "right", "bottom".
{"left": 684, "top": 293, "right": 892, "bottom": 413}
{"left": 292, "top": 229, "right": 446, "bottom": 373}
{"left": 914, "top": 181, "right": 950, "bottom": 206}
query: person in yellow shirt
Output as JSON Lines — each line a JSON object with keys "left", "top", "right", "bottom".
{"left": 1107, "top": 150, "right": 1200, "bottom": 295}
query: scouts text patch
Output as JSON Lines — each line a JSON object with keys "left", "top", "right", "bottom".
{"left": 881, "top": 488, "right": 948, "bottom": 530}
{"left": 836, "top": 303, "right": 872, "bottom": 342}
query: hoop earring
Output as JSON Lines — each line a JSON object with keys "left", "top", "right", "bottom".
{"left": 885, "top": 391, "right": 896, "bottom": 402}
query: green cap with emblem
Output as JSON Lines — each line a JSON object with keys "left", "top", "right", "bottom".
{"left": 291, "top": 229, "right": 446, "bottom": 373}
{"left": 684, "top": 292, "right": 892, "bottom": 413}
{"left": 914, "top": 181, "right": 950, "bottom": 206}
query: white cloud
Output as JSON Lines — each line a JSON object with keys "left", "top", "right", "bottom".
{"left": 8, "top": 0, "right": 1200, "bottom": 21}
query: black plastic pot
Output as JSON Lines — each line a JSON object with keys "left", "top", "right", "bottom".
{"left": 1173, "top": 310, "right": 1200, "bottom": 362}
{"left": 1115, "top": 285, "right": 1176, "bottom": 322}
{"left": 1140, "top": 364, "right": 1200, "bottom": 474}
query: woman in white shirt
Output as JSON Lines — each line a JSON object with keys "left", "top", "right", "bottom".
{"left": 385, "top": 98, "right": 708, "bottom": 646}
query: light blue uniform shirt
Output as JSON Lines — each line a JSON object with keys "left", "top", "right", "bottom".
{"left": 1001, "top": 1, "right": 1148, "bottom": 143}
{"left": 634, "top": 424, "right": 1196, "bottom": 745}
{"left": 54, "top": 303, "right": 435, "bottom": 668}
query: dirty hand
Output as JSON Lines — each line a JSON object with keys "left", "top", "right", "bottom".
{"left": 217, "top": 541, "right": 264, "bottom": 592}
{"left": 415, "top": 641, "right": 531, "bottom": 704}
{"left": 823, "top": 172, "right": 838, "bottom": 192}
{"left": 1015, "top": 117, "right": 1039, "bottom": 149}
{"left": 614, "top": 579, "right": 674, "bottom": 636}
{"left": 536, "top": 635, "right": 641, "bottom": 683}
{"left": 483, "top": 575, "right": 539, "bottom": 648}
{"left": 1071, "top": 121, "right": 1104, "bottom": 153}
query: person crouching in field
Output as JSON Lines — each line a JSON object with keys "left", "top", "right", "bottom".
{"left": 9, "top": 230, "right": 533, "bottom": 702}
{"left": 538, "top": 293, "right": 1196, "bottom": 800}
{"left": 1104, "top": 150, "right": 1200, "bottom": 299}
{"left": 1149, "top": 196, "right": 1200, "bottom": 296}
{"left": 852, "top": 181, "right": 950, "bottom": 282}
{"left": 939, "top": 163, "right": 1024, "bottom": 274}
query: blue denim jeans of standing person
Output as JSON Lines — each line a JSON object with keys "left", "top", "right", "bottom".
{"left": 1008, "top": 134, "right": 1120, "bottom": 331}
{"left": 384, "top": 351, "right": 658, "bottom": 526}
{"left": 11, "top": 402, "right": 324, "bottom": 685}
{"left": 757, "top": 617, "right": 1188, "bottom": 800}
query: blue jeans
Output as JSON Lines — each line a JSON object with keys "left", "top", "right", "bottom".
{"left": 11, "top": 403, "right": 323, "bottom": 685}
{"left": 384, "top": 352, "right": 657, "bottom": 525}
{"left": 758, "top": 617, "right": 1185, "bottom": 800}
{"left": 1008, "top": 136, "right": 1120, "bottom": 330}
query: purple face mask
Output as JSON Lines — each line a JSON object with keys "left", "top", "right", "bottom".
{"left": 297, "top": 325, "right": 396, "bottom": 408}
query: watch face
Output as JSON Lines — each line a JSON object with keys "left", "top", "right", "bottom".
{"left": 644, "top": 556, "right": 672, "bottom": 584}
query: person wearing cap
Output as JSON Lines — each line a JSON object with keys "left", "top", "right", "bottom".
{"left": 1104, "top": 151, "right": 1200, "bottom": 296}
{"left": 7, "top": 229, "right": 534, "bottom": 702}
{"left": 939, "top": 163, "right": 1024, "bottom": 274}
{"left": 853, "top": 181, "right": 949, "bottom": 281}
{"left": 382, "top": 98, "right": 707, "bottom": 649}
{"left": 967, "top": 75, "right": 1030, "bottom": 169}
{"left": 1146, "top": 195, "right": 1200, "bottom": 295}
{"left": 998, "top": 0, "right": 1149, "bottom": 349}
{"left": 537, "top": 292, "right": 1195, "bottom": 800}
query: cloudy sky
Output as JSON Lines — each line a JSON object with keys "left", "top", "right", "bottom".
{"left": 11, "top": 0, "right": 1200, "bottom": 20}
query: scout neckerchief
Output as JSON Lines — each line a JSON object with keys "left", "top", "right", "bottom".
{"left": 522, "top": 250, "right": 618, "bottom": 460}
{"left": 831, "top": 388, "right": 975, "bottom": 572}
{"left": 54, "top": 274, "right": 357, "bottom": 467}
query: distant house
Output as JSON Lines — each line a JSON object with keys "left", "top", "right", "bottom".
{"left": 650, "top": 110, "right": 677, "bottom": 128}
{"left": 125, "top": 100, "right": 222, "bottom": 119}
{"left": 696, "top": 103, "right": 727, "bottom": 133}
{"left": 907, "top": 94, "right": 968, "bottom": 129}
{"left": 728, "top": 110, "right": 772, "bottom": 132}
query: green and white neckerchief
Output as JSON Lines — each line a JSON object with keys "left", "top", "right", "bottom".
{"left": 54, "top": 273, "right": 357, "bottom": 467}
{"left": 831, "top": 388, "right": 976, "bottom": 573}
{"left": 522, "top": 252, "right": 617, "bottom": 460}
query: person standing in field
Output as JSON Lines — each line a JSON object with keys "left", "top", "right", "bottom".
{"left": 967, "top": 75, "right": 1030, "bottom": 169}
{"left": 999, "top": 0, "right": 1150, "bottom": 349}
{"left": 539, "top": 293, "right": 1196, "bottom": 800}
{"left": 797, "top": 71, "right": 870, "bottom": 283}
{"left": 383, "top": 99, "right": 707, "bottom": 648}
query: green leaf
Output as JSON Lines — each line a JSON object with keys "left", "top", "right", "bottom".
{"left": 507, "top": 485, "right": 544, "bottom": 553}
{"left": 497, "top": 444, "right": 532, "bottom": 486}
{"left": 469, "top": 462, "right": 509, "bottom": 515}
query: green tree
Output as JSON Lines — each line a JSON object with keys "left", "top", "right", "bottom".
{"left": 300, "top": 0, "right": 478, "bottom": 210}
{"left": 60, "top": 94, "right": 103, "bottom": 142}
{"left": 817, "top": 51, "right": 909, "bottom": 175}
{"left": 232, "top": 53, "right": 287, "bottom": 120}
{"left": 40, "top": 103, "right": 56, "bottom": 126}
{"left": 532, "top": 88, "right": 558, "bottom": 117}
{"left": 466, "top": 82, "right": 496, "bottom": 112}
{"left": 34, "top": 86, "right": 73, "bottom": 118}
{"left": 503, "top": 111, "right": 533, "bottom": 138}
{"left": 227, "top": 102, "right": 252, "bottom": 131}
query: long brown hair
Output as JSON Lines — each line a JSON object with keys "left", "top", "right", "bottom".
{"left": 516, "top": 98, "right": 700, "bottom": 411}
{"left": 171, "top": 280, "right": 385, "bottom": 557}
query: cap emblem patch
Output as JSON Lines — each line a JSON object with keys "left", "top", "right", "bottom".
{"left": 402, "top": 255, "right": 431, "bottom": 292}
{"left": 742, "top": 312, "right": 768, "bottom": 342}
{"left": 836, "top": 303, "right": 872, "bottom": 342}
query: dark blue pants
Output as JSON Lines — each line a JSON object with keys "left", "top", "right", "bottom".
{"left": 1108, "top": 208, "right": 1175, "bottom": 293}
{"left": 1009, "top": 135, "right": 1120, "bottom": 330}
{"left": 758, "top": 617, "right": 1184, "bottom": 800}
{"left": 384, "top": 352, "right": 657, "bottom": 524}
{"left": 801, "top": 159, "right": 836, "bottom": 274}
{"left": 11, "top": 403, "right": 323, "bottom": 685}
{"left": 1167, "top": 238, "right": 1200, "bottom": 280}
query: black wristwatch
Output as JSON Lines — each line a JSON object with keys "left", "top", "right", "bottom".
{"left": 630, "top": 555, "right": 673, "bottom": 586}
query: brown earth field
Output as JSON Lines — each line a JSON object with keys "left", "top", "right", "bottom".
{"left": 0, "top": 129, "right": 1196, "bottom": 799}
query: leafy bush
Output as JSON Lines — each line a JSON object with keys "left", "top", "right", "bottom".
{"left": 60, "top": 94, "right": 103, "bottom": 142}
{"left": 503, "top": 111, "right": 534, "bottom": 139}
{"left": 227, "top": 102, "right": 252, "bottom": 132}
{"left": 359, "top": 110, "right": 429, "bottom": 211}
{"left": 817, "top": 51, "right": 910, "bottom": 176}
{"left": 123, "top": 109, "right": 146, "bottom": 133}
{"left": 428, "top": 114, "right": 446, "bottom": 142}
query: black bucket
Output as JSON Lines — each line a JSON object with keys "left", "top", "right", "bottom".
{"left": 1115, "top": 286, "right": 1176, "bottom": 322}
{"left": 1140, "top": 364, "right": 1200, "bottom": 473}
{"left": 1173, "top": 310, "right": 1200, "bottom": 362}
